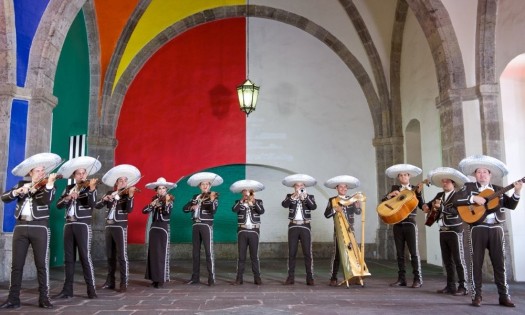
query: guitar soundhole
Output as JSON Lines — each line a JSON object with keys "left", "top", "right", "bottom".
{"left": 398, "top": 195, "right": 406, "bottom": 201}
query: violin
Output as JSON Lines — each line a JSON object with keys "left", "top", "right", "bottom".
{"left": 200, "top": 191, "right": 219, "bottom": 200}
{"left": 118, "top": 186, "right": 141, "bottom": 195}
{"left": 159, "top": 193, "right": 174, "bottom": 203}
{"left": 31, "top": 174, "right": 64, "bottom": 190}
{"left": 76, "top": 178, "right": 100, "bottom": 189}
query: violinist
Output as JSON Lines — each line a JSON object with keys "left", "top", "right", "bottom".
{"left": 183, "top": 172, "right": 223, "bottom": 286}
{"left": 95, "top": 164, "right": 141, "bottom": 293}
{"left": 0, "top": 152, "right": 62, "bottom": 309}
{"left": 52, "top": 156, "right": 101, "bottom": 300}
{"left": 230, "top": 180, "right": 265, "bottom": 285}
{"left": 143, "top": 177, "right": 176, "bottom": 288}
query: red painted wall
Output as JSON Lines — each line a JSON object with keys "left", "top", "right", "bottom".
{"left": 116, "top": 19, "right": 246, "bottom": 243}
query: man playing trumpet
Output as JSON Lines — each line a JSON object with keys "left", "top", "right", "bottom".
{"left": 230, "top": 180, "right": 266, "bottom": 285}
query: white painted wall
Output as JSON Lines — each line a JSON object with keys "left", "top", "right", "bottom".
{"left": 247, "top": 18, "right": 377, "bottom": 244}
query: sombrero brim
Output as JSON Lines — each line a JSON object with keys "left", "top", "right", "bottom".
{"left": 324, "top": 175, "right": 360, "bottom": 189}
{"left": 145, "top": 180, "right": 176, "bottom": 190}
{"left": 57, "top": 156, "right": 101, "bottom": 178}
{"left": 282, "top": 174, "right": 317, "bottom": 187}
{"left": 230, "top": 179, "right": 265, "bottom": 193}
{"left": 427, "top": 167, "right": 470, "bottom": 188}
{"left": 459, "top": 155, "right": 508, "bottom": 179}
{"left": 12, "top": 152, "right": 62, "bottom": 177}
{"left": 102, "top": 164, "right": 141, "bottom": 186}
{"left": 385, "top": 164, "right": 422, "bottom": 179}
{"left": 187, "top": 172, "right": 223, "bottom": 187}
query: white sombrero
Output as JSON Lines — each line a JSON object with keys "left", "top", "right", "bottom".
{"left": 282, "top": 174, "right": 317, "bottom": 187}
{"left": 12, "top": 152, "right": 62, "bottom": 177}
{"left": 459, "top": 154, "right": 508, "bottom": 179}
{"left": 57, "top": 156, "right": 101, "bottom": 178}
{"left": 385, "top": 164, "right": 422, "bottom": 179}
{"left": 427, "top": 167, "right": 470, "bottom": 188}
{"left": 230, "top": 179, "right": 265, "bottom": 193}
{"left": 187, "top": 172, "right": 223, "bottom": 187}
{"left": 145, "top": 177, "right": 176, "bottom": 190}
{"left": 324, "top": 175, "right": 360, "bottom": 189}
{"left": 102, "top": 164, "right": 141, "bottom": 187}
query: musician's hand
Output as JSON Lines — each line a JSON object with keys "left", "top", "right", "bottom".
{"left": 127, "top": 186, "right": 137, "bottom": 197}
{"left": 210, "top": 192, "right": 218, "bottom": 201}
{"left": 472, "top": 195, "right": 486, "bottom": 205}
{"left": 103, "top": 194, "right": 114, "bottom": 202}
{"left": 422, "top": 204, "right": 430, "bottom": 213}
{"left": 416, "top": 182, "right": 424, "bottom": 193}
{"left": 334, "top": 205, "right": 342, "bottom": 213}
{"left": 89, "top": 178, "right": 98, "bottom": 191}
{"left": 388, "top": 191, "right": 400, "bottom": 199}
{"left": 513, "top": 181, "right": 522, "bottom": 196}
{"left": 15, "top": 186, "right": 29, "bottom": 196}
{"left": 69, "top": 191, "right": 79, "bottom": 200}
{"left": 48, "top": 173, "right": 58, "bottom": 185}
{"left": 354, "top": 201, "right": 361, "bottom": 208}
{"left": 191, "top": 204, "right": 198, "bottom": 211}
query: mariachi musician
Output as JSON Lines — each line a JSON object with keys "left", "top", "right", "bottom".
{"left": 143, "top": 177, "right": 175, "bottom": 288}
{"left": 281, "top": 173, "right": 317, "bottom": 286}
{"left": 382, "top": 163, "right": 425, "bottom": 288}
{"left": 53, "top": 156, "right": 101, "bottom": 300}
{"left": 422, "top": 167, "right": 469, "bottom": 296}
{"left": 96, "top": 164, "right": 141, "bottom": 293}
{"left": 230, "top": 179, "right": 266, "bottom": 285}
{"left": 324, "top": 175, "right": 361, "bottom": 286}
{"left": 183, "top": 172, "right": 223, "bottom": 286}
{"left": 0, "top": 152, "right": 62, "bottom": 309}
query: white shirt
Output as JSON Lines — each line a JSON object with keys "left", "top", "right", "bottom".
{"left": 293, "top": 200, "right": 305, "bottom": 220}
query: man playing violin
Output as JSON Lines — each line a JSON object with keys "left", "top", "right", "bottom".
{"left": 456, "top": 155, "right": 522, "bottom": 307}
{"left": 95, "top": 164, "right": 141, "bottom": 293}
{"left": 0, "top": 152, "right": 61, "bottom": 309}
{"left": 143, "top": 177, "right": 176, "bottom": 289}
{"left": 53, "top": 156, "right": 101, "bottom": 300}
{"left": 183, "top": 172, "right": 223, "bottom": 286}
{"left": 382, "top": 164, "right": 425, "bottom": 288}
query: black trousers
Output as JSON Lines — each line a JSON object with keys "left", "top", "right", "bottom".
{"left": 145, "top": 221, "right": 170, "bottom": 283}
{"left": 8, "top": 221, "right": 50, "bottom": 303}
{"left": 190, "top": 222, "right": 214, "bottom": 282}
{"left": 236, "top": 228, "right": 261, "bottom": 279}
{"left": 104, "top": 225, "right": 129, "bottom": 287}
{"left": 439, "top": 229, "right": 467, "bottom": 289}
{"left": 393, "top": 222, "right": 422, "bottom": 281}
{"left": 287, "top": 223, "right": 313, "bottom": 279}
{"left": 469, "top": 224, "right": 509, "bottom": 298}
{"left": 62, "top": 221, "right": 96, "bottom": 295}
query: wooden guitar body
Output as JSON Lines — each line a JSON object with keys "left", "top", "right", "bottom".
{"left": 376, "top": 190, "right": 418, "bottom": 225}
{"left": 424, "top": 208, "right": 440, "bottom": 227}
{"left": 457, "top": 189, "right": 501, "bottom": 224}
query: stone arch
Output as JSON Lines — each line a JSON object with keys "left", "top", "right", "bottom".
{"left": 0, "top": 0, "right": 16, "bottom": 85}
{"left": 99, "top": 5, "right": 382, "bottom": 142}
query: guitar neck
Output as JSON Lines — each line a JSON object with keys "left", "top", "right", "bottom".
{"left": 486, "top": 177, "right": 524, "bottom": 200}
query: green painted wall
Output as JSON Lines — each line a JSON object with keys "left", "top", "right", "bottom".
{"left": 49, "top": 11, "right": 90, "bottom": 267}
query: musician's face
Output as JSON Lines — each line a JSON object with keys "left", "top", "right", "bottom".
{"left": 73, "top": 168, "right": 87, "bottom": 181}
{"left": 336, "top": 184, "right": 348, "bottom": 195}
{"left": 29, "top": 166, "right": 45, "bottom": 182}
{"left": 199, "top": 182, "right": 211, "bottom": 193}
{"left": 397, "top": 173, "right": 410, "bottom": 185}
{"left": 294, "top": 182, "right": 305, "bottom": 192}
{"left": 475, "top": 168, "right": 491, "bottom": 185}
{"left": 156, "top": 186, "right": 167, "bottom": 195}
{"left": 115, "top": 177, "right": 128, "bottom": 189}
{"left": 242, "top": 189, "right": 249, "bottom": 197}
{"left": 441, "top": 178, "right": 454, "bottom": 192}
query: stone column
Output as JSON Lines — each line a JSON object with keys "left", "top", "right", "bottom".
{"left": 373, "top": 135, "right": 404, "bottom": 260}
{"left": 435, "top": 89, "right": 466, "bottom": 167}
{"left": 87, "top": 134, "right": 117, "bottom": 260}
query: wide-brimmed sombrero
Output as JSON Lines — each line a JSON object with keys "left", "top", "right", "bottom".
{"left": 187, "top": 172, "right": 223, "bottom": 187}
{"left": 282, "top": 174, "right": 317, "bottom": 187}
{"left": 57, "top": 156, "right": 101, "bottom": 178}
{"left": 230, "top": 179, "right": 265, "bottom": 193}
{"left": 385, "top": 164, "right": 422, "bottom": 179}
{"left": 102, "top": 164, "right": 141, "bottom": 187}
{"left": 145, "top": 177, "right": 176, "bottom": 190}
{"left": 427, "top": 167, "right": 470, "bottom": 188}
{"left": 459, "top": 154, "right": 508, "bottom": 179}
{"left": 12, "top": 152, "right": 62, "bottom": 177}
{"left": 324, "top": 175, "right": 360, "bottom": 189}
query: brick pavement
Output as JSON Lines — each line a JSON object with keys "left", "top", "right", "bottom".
{"left": 0, "top": 258, "right": 524, "bottom": 314}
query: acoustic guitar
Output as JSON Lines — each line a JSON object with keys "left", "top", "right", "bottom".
{"left": 457, "top": 177, "right": 525, "bottom": 224}
{"left": 424, "top": 206, "right": 440, "bottom": 227}
{"left": 376, "top": 180, "right": 429, "bottom": 225}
